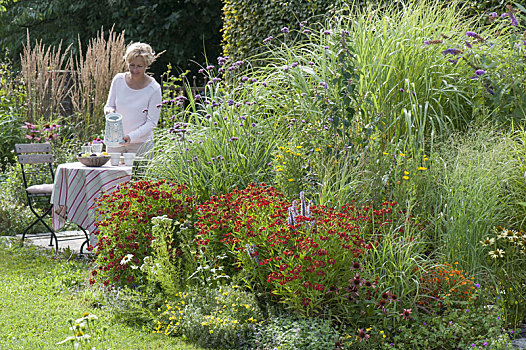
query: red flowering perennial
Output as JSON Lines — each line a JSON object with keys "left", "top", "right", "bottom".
{"left": 194, "top": 183, "right": 400, "bottom": 321}
{"left": 90, "top": 180, "right": 194, "bottom": 288}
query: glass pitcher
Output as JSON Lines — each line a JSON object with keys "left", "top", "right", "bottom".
{"left": 104, "top": 113, "right": 124, "bottom": 147}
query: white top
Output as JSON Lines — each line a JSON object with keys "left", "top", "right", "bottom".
{"left": 104, "top": 73, "right": 162, "bottom": 143}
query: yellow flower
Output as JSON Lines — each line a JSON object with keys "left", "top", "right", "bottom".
{"left": 383, "top": 152, "right": 389, "bottom": 155}
{"left": 282, "top": 162, "right": 286, "bottom": 165}
{"left": 296, "top": 146, "right": 302, "bottom": 149}
{"left": 403, "top": 176, "right": 409, "bottom": 180}
{"left": 400, "top": 153, "right": 405, "bottom": 157}
{"left": 328, "top": 145, "right": 332, "bottom": 148}
{"left": 424, "top": 157, "right": 429, "bottom": 161}
{"left": 209, "top": 330, "right": 214, "bottom": 334}
{"left": 404, "top": 171, "right": 409, "bottom": 175}
{"left": 288, "top": 178, "right": 294, "bottom": 182}
{"left": 315, "top": 148, "right": 321, "bottom": 152}
{"left": 417, "top": 167, "right": 427, "bottom": 171}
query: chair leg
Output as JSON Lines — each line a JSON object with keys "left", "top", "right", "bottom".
{"left": 20, "top": 217, "right": 41, "bottom": 247}
{"left": 76, "top": 225, "right": 90, "bottom": 256}
{"left": 25, "top": 199, "right": 59, "bottom": 253}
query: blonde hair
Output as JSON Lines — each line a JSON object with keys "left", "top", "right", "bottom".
{"left": 123, "top": 42, "right": 161, "bottom": 66}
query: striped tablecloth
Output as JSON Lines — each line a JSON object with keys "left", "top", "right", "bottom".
{"left": 51, "top": 162, "right": 132, "bottom": 245}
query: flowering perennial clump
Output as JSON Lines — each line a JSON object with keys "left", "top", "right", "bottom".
{"left": 195, "top": 183, "right": 403, "bottom": 324}
{"left": 417, "top": 262, "right": 476, "bottom": 309}
{"left": 91, "top": 180, "right": 194, "bottom": 288}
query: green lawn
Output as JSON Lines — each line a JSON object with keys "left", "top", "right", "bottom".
{"left": 0, "top": 237, "right": 203, "bottom": 350}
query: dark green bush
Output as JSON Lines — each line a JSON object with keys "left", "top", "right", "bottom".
{"left": 222, "top": 0, "right": 342, "bottom": 61}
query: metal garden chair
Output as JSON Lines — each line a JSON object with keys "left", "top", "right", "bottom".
{"left": 15, "top": 143, "right": 89, "bottom": 253}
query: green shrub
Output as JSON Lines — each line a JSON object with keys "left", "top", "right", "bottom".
{"left": 222, "top": 0, "right": 341, "bottom": 61}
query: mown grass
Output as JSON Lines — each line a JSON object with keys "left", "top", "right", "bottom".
{"left": 0, "top": 238, "right": 203, "bottom": 350}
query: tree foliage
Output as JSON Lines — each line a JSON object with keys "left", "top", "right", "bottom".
{"left": 0, "top": 0, "right": 222, "bottom": 75}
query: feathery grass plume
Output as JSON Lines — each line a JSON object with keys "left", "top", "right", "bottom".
{"left": 20, "top": 31, "right": 74, "bottom": 123}
{"left": 70, "top": 26, "right": 126, "bottom": 139}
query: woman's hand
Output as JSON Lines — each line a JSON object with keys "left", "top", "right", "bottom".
{"left": 104, "top": 107, "right": 116, "bottom": 115}
{"left": 120, "top": 135, "right": 131, "bottom": 145}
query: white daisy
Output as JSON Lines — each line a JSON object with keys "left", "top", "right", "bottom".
{"left": 120, "top": 254, "right": 134, "bottom": 265}
{"left": 480, "top": 237, "right": 495, "bottom": 246}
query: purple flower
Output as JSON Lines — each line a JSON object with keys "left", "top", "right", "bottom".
{"left": 263, "top": 36, "right": 274, "bottom": 43}
{"left": 198, "top": 68, "right": 204, "bottom": 73}
{"left": 323, "top": 30, "right": 331, "bottom": 35}
{"left": 466, "top": 41, "right": 472, "bottom": 49}
{"left": 281, "top": 27, "right": 289, "bottom": 33}
{"left": 476, "top": 283, "right": 481, "bottom": 288}
{"left": 475, "top": 69, "right": 486, "bottom": 76}
{"left": 251, "top": 123, "right": 256, "bottom": 127}
{"left": 483, "top": 342, "right": 488, "bottom": 346}
{"left": 510, "top": 13, "right": 518, "bottom": 26}
{"left": 302, "top": 29, "right": 312, "bottom": 34}
{"left": 194, "top": 94, "right": 201, "bottom": 100}
{"left": 443, "top": 48, "right": 461, "bottom": 55}
{"left": 471, "top": 344, "right": 475, "bottom": 347}
{"left": 423, "top": 40, "right": 430, "bottom": 45}
{"left": 466, "top": 31, "right": 478, "bottom": 37}
{"left": 242, "top": 76, "right": 249, "bottom": 82}
{"left": 218, "top": 67, "right": 225, "bottom": 73}
{"left": 291, "top": 62, "right": 299, "bottom": 68}
{"left": 206, "top": 65, "right": 215, "bottom": 70}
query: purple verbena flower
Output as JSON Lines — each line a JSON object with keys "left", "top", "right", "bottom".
{"left": 443, "top": 48, "right": 461, "bottom": 55}
{"left": 466, "top": 31, "right": 478, "bottom": 37}
{"left": 206, "top": 65, "right": 215, "bottom": 70}
{"left": 281, "top": 27, "right": 289, "bottom": 33}
{"left": 475, "top": 69, "right": 486, "bottom": 76}
{"left": 263, "top": 36, "right": 274, "bottom": 43}
{"left": 303, "top": 29, "right": 312, "bottom": 34}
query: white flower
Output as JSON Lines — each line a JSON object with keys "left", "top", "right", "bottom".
{"left": 120, "top": 254, "right": 134, "bottom": 265}
{"left": 489, "top": 249, "right": 505, "bottom": 259}
{"left": 480, "top": 237, "right": 495, "bottom": 246}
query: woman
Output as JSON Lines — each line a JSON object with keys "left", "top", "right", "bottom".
{"left": 104, "top": 42, "right": 162, "bottom": 156}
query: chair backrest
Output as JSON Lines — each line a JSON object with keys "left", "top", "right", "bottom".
{"left": 14, "top": 143, "right": 55, "bottom": 188}
{"left": 14, "top": 143, "right": 54, "bottom": 164}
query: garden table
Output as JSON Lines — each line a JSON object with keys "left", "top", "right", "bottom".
{"left": 50, "top": 162, "right": 132, "bottom": 246}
